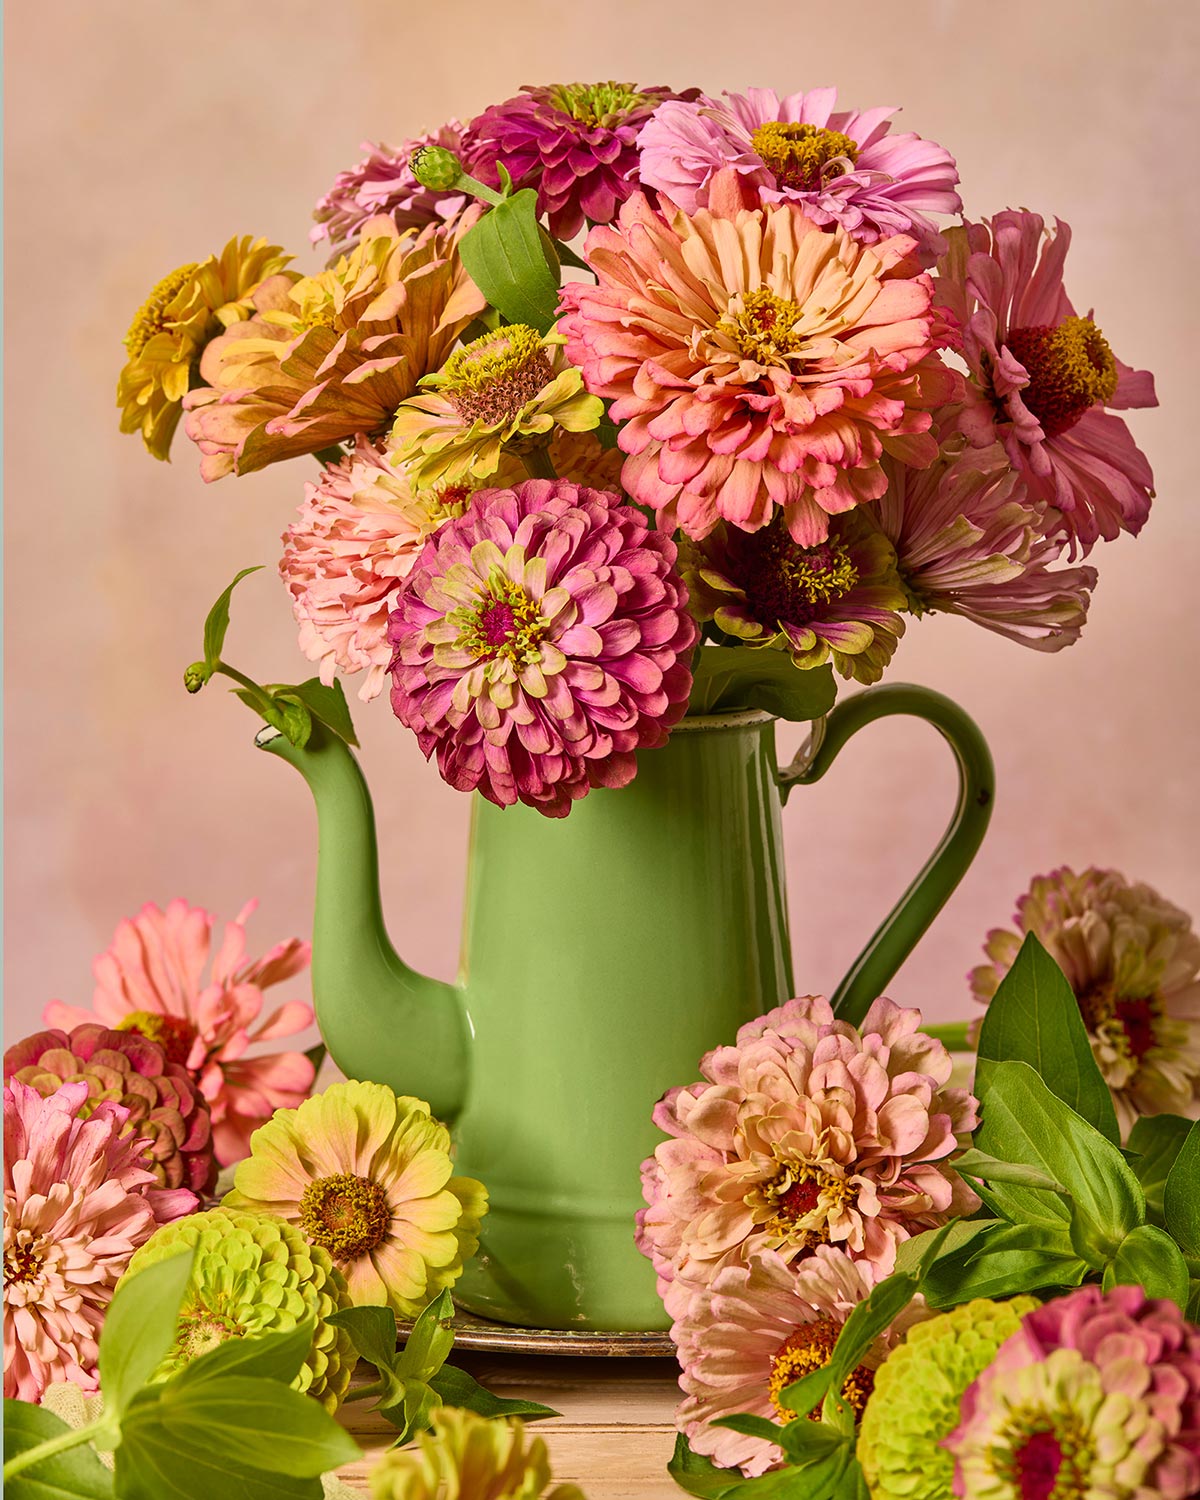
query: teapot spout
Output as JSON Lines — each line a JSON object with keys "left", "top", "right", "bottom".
{"left": 255, "top": 722, "right": 468, "bottom": 1123}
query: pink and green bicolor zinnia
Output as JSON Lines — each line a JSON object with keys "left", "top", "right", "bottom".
{"left": 386, "top": 478, "right": 697, "bottom": 818}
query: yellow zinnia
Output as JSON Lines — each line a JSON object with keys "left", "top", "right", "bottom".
{"left": 370, "top": 1409, "right": 584, "bottom": 1500}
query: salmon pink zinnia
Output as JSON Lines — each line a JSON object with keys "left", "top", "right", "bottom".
{"left": 45, "top": 898, "right": 315, "bottom": 1166}
{"left": 560, "top": 183, "right": 959, "bottom": 547}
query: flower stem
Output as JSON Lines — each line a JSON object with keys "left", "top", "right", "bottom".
{"left": 3, "top": 1417, "right": 110, "bottom": 1480}
{"left": 521, "top": 445, "right": 558, "bottom": 481}
{"left": 923, "top": 1021, "right": 973, "bottom": 1051}
{"left": 344, "top": 1378, "right": 386, "bottom": 1404}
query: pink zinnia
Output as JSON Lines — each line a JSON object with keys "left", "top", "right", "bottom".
{"left": 937, "top": 211, "right": 1157, "bottom": 555}
{"left": 638, "top": 88, "right": 961, "bottom": 260}
{"left": 467, "top": 81, "right": 694, "bottom": 240}
{"left": 387, "top": 478, "right": 696, "bottom": 818}
{"left": 4, "top": 1079, "right": 196, "bottom": 1402}
{"left": 636, "top": 996, "right": 978, "bottom": 1322}
{"left": 45, "top": 899, "right": 315, "bottom": 1166}
{"left": 876, "top": 446, "right": 1098, "bottom": 650}
{"left": 560, "top": 183, "right": 959, "bottom": 546}
{"left": 311, "top": 120, "right": 477, "bottom": 252}
{"left": 947, "top": 1286, "right": 1200, "bottom": 1500}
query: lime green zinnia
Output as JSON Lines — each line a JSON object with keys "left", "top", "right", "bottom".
{"left": 224, "top": 1079, "right": 487, "bottom": 1318}
{"left": 857, "top": 1296, "right": 1040, "bottom": 1500}
{"left": 370, "top": 1409, "right": 584, "bottom": 1500}
{"left": 120, "top": 1207, "right": 354, "bottom": 1412}
{"left": 390, "top": 324, "right": 603, "bottom": 490}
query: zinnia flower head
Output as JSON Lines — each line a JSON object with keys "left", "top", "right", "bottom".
{"left": 937, "top": 211, "right": 1157, "bottom": 555}
{"left": 390, "top": 324, "right": 604, "bottom": 491}
{"left": 4, "top": 1023, "right": 216, "bottom": 1196}
{"left": 44, "top": 897, "right": 316, "bottom": 1166}
{"left": 970, "top": 867, "right": 1200, "bottom": 1138}
{"left": 3, "top": 1079, "right": 196, "bottom": 1401}
{"left": 370, "top": 1407, "right": 584, "bottom": 1500}
{"left": 673, "top": 1246, "right": 921, "bottom": 1477}
{"left": 561, "top": 187, "right": 959, "bottom": 546}
{"left": 858, "top": 1296, "right": 1040, "bottom": 1500}
{"left": 876, "top": 446, "right": 1098, "bottom": 650}
{"left": 182, "top": 217, "right": 485, "bottom": 480}
{"left": 387, "top": 478, "right": 696, "bottom": 817}
{"left": 637, "top": 87, "right": 961, "bottom": 260}
{"left": 311, "top": 120, "right": 477, "bottom": 253}
{"left": 224, "top": 1079, "right": 487, "bottom": 1317}
{"left": 121, "top": 1206, "right": 354, "bottom": 1412}
{"left": 636, "top": 995, "right": 978, "bottom": 1322}
{"left": 467, "top": 81, "right": 694, "bottom": 240}
{"left": 117, "top": 236, "right": 293, "bottom": 460}
{"left": 946, "top": 1285, "right": 1200, "bottom": 1500}
{"left": 681, "top": 509, "right": 906, "bottom": 684}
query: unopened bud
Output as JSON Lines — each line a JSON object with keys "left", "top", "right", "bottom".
{"left": 184, "top": 661, "right": 209, "bottom": 694}
{"left": 409, "top": 145, "right": 463, "bottom": 192}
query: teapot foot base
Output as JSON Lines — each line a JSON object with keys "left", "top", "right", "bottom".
{"left": 397, "top": 1306, "right": 675, "bottom": 1358}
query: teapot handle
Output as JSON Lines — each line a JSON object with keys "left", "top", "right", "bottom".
{"left": 777, "top": 683, "right": 995, "bottom": 1027}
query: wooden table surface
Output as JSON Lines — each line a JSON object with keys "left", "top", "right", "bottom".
{"left": 335, "top": 1352, "right": 683, "bottom": 1497}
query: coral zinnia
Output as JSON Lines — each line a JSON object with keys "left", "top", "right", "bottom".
{"left": 183, "top": 217, "right": 485, "bottom": 480}
{"left": 3, "top": 1079, "right": 196, "bottom": 1401}
{"left": 681, "top": 510, "right": 906, "bottom": 683}
{"left": 560, "top": 184, "right": 958, "bottom": 545}
{"left": 312, "top": 120, "right": 477, "bottom": 253}
{"left": 876, "top": 446, "right": 1098, "bottom": 650}
{"left": 468, "top": 81, "right": 693, "bottom": 241}
{"left": 4, "top": 1023, "right": 216, "bottom": 1196}
{"left": 224, "top": 1080, "right": 487, "bottom": 1317}
{"left": 946, "top": 1285, "right": 1200, "bottom": 1500}
{"left": 117, "top": 236, "right": 293, "bottom": 461}
{"left": 390, "top": 324, "right": 604, "bottom": 490}
{"left": 937, "top": 211, "right": 1157, "bottom": 554}
{"left": 638, "top": 87, "right": 961, "bottom": 260}
{"left": 387, "top": 478, "right": 696, "bottom": 816}
{"left": 636, "top": 996, "right": 978, "bottom": 1322}
{"left": 970, "top": 867, "right": 1200, "bottom": 1138}
{"left": 370, "top": 1407, "right": 584, "bottom": 1500}
{"left": 122, "top": 1207, "right": 354, "bottom": 1412}
{"left": 44, "top": 898, "right": 315, "bottom": 1166}
{"left": 673, "top": 1246, "right": 921, "bottom": 1477}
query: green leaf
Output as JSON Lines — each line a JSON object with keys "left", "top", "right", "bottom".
{"left": 893, "top": 1219, "right": 998, "bottom": 1277}
{"left": 383, "top": 1379, "right": 440, "bottom": 1447}
{"left": 953, "top": 1149, "right": 1065, "bottom": 1193}
{"left": 921, "top": 1221, "right": 1088, "bottom": 1307}
{"left": 689, "top": 647, "right": 837, "bottom": 722}
{"left": 775, "top": 1364, "right": 834, "bottom": 1420}
{"left": 1164, "top": 1120, "right": 1200, "bottom": 1255}
{"left": 667, "top": 1434, "right": 748, "bottom": 1498}
{"left": 395, "top": 1290, "right": 456, "bottom": 1381}
{"left": 975, "top": 1061, "right": 1144, "bottom": 1263}
{"left": 270, "top": 694, "right": 314, "bottom": 748}
{"left": 975, "top": 933, "right": 1119, "bottom": 1144}
{"left": 279, "top": 678, "right": 358, "bottom": 747}
{"left": 203, "top": 567, "right": 262, "bottom": 672}
{"left": 822, "top": 1273, "right": 917, "bottom": 1413}
{"left": 327, "top": 1305, "right": 398, "bottom": 1371}
{"left": 428, "top": 1363, "right": 558, "bottom": 1422}
{"left": 457, "top": 190, "right": 561, "bottom": 332}
{"left": 174, "top": 1320, "right": 314, "bottom": 1388}
{"left": 712, "top": 1414, "right": 787, "bottom": 1444}
{"left": 2, "top": 1402, "right": 114, "bottom": 1500}
{"left": 1105, "top": 1224, "right": 1191, "bottom": 1309}
{"left": 831, "top": 1458, "right": 870, "bottom": 1500}
{"left": 1127, "top": 1114, "right": 1195, "bottom": 1224}
{"left": 116, "top": 1406, "right": 321, "bottom": 1500}
{"left": 1188, "top": 1280, "right": 1200, "bottom": 1323}
{"left": 98, "top": 1248, "right": 194, "bottom": 1418}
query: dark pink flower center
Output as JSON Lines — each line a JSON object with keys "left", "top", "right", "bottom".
{"left": 479, "top": 602, "right": 517, "bottom": 647}
{"left": 737, "top": 525, "right": 859, "bottom": 629}
{"left": 1013, "top": 1428, "right": 1064, "bottom": 1500}
{"left": 1077, "top": 982, "right": 1162, "bottom": 1064}
{"left": 117, "top": 1010, "right": 198, "bottom": 1068}
{"left": 1006, "top": 316, "right": 1117, "bottom": 438}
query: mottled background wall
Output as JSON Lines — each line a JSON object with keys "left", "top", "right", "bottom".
{"left": 5, "top": 0, "right": 1197, "bottom": 1045}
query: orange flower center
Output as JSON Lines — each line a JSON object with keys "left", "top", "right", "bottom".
{"left": 117, "top": 1011, "right": 198, "bottom": 1068}
{"left": 441, "top": 324, "right": 554, "bottom": 427}
{"left": 999, "top": 1406, "right": 1092, "bottom": 1500}
{"left": 768, "top": 1316, "right": 875, "bottom": 1422}
{"left": 751, "top": 121, "right": 859, "bottom": 194}
{"left": 737, "top": 523, "right": 859, "bottom": 629}
{"left": 299, "top": 1172, "right": 391, "bottom": 1261}
{"left": 4, "top": 1233, "right": 45, "bottom": 1287}
{"left": 1076, "top": 981, "right": 1162, "bottom": 1065}
{"left": 124, "top": 261, "right": 199, "bottom": 357}
{"left": 1006, "top": 316, "right": 1117, "bottom": 438}
{"left": 726, "top": 288, "right": 809, "bottom": 365}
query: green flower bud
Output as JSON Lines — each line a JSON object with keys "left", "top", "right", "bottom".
{"left": 409, "top": 145, "right": 463, "bottom": 192}
{"left": 183, "top": 661, "right": 210, "bottom": 693}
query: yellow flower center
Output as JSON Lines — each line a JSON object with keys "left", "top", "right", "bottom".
{"left": 761, "top": 1160, "right": 857, "bottom": 1249}
{"left": 726, "top": 288, "right": 809, "bottom": 366}
{"left": 768, "top": 1317, "right": 875, "bottom": 1423}
{"left": 440, "top": 325, "right": 555, "bottom": 427}
{"left": 124, "top": 262, "right": 200, "bottom": 357}
{"left": 1076, "top": 981, "right": 1162, "bottom": 1067}
{"left": 177, "top": 1309, "right": 244, "bottom": 1361}
{"left": 452, "top": 571, "right": 550, "bottom": 666}
{"left": 751, "top": 121, "right": 859, "bottom": 194}
{"left": 4, "top": 1232, "right": 46, "bottom": 1287}
{"left": 116, "top": 1010, "right": 198, "bottom": 1068}
{"left": 1006, "top": 316, "right": 1118, "bottom": 438}
{"left": 544, "top": 81, "right": 648, "bottom": 127}
{"left": 738, "top": 524, "right": 860, "bottom": 629}
{"left": 422, "top": 482, "right": 475, "bottom": 522}
{"left": 998, "top": 1405, "right": 1093, "bottom": 1500}
{"left": 299, "top": 1172, "right": 391, "bottom": 1261}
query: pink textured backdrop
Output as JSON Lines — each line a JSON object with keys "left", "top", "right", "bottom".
{"left": 4, "top": 0, "right": 1197, "bottom": 1046}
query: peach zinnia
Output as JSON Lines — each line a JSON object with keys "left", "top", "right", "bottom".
{"left": 560, "top": 178, "right": 958, "bottom": 546}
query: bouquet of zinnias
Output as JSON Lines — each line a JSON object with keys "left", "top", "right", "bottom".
{"left": 118, "top": 81, "right": 1156, "bottom": 815}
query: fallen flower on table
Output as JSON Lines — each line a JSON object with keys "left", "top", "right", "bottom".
{"left": 368, "top": 1405, "right": 584, "bottom": 1500}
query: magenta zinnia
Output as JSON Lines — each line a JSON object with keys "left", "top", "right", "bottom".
{"left": 946, "top": 1286, "right": 1200, "bottom": 1500}
{"left": 970, "top": 867, "right": 1200, "bottom": 1137}
{"left": 561, "top": 184, "right": 959, "bottom": 546}
{"left": 637, "top": 87, "right": 961, "bottom": 259}
{"left": 636, "top": 996, "right": 978, "bottom": 1322}
{"left": 387, "top": 478, "right": 696, "bottom": 817}
{"left": 937, "top": 211, "right": 1157, "bottom": 554}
